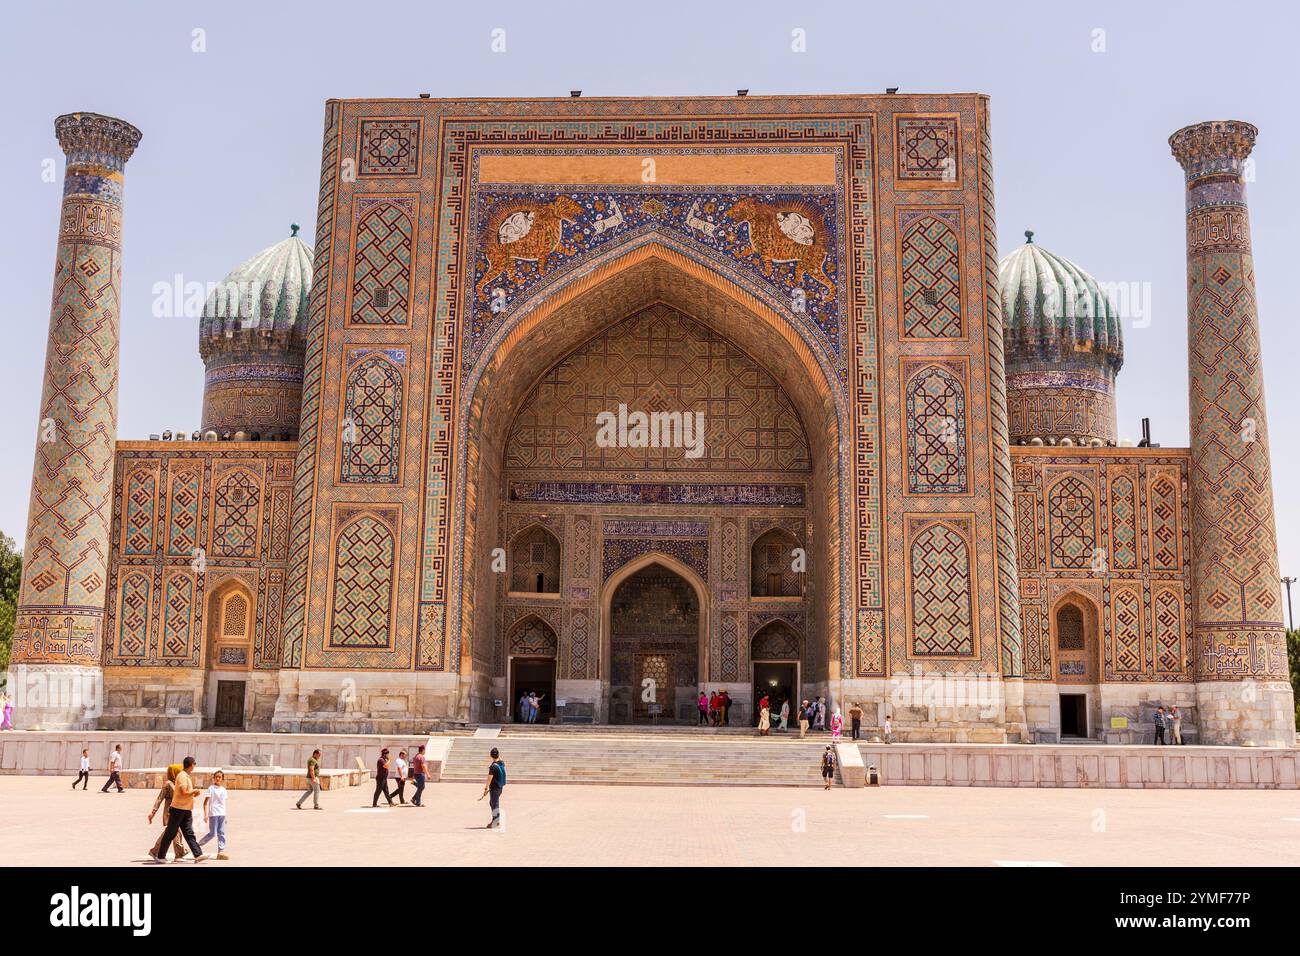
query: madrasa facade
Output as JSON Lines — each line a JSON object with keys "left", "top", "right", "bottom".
{"left": 9, "top": 95, "right": 1294, "bottom": 746}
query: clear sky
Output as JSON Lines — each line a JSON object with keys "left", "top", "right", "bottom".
{"left": 2, "top": 0, "right": 1297, "bottom": 602}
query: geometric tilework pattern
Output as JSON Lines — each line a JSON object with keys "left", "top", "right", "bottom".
{"left": 1111, "top": 587, "right": 1143, "bottom": 674}
{"left": 340, "top": 354, "right": 404, "bottom": 483}
{"left": 504, "top": 306, "right": 811, "bottom": 475}
{"left": 909, "top": 521, "right": 974, "bottom": 656}
{"left": 329, "top": 515, "right": 395, "bottom": 648}
{"left": 123, "top": 469, "right": 157, "bottom": 556}
{"left": 896, "top": 116, "right": 960, "bottom": 183}
{"left": 211, "top": 470, "right": 261, "bottom": 559}
{"left": 358, "top": 119, "right": 421, "bottom": 177}
{"left": 1109, "top": 475, "right": 1138, "bottom": 571}
{"left": 1048, "top": 476, "right": 1096, "bottom": 569}
{"left": 349, "top": 199, "right": 415, "bottom": 325}
{"left": 116, "top": 572, "right": 150, "bottom": 658}
{"left": 1149, "top": 477, "right": 1179, "bottom": 571}
{"left": 161, "top": 575, "right": 194, "bottom": 658}
{"left": 905, "top": 364, "right": 968, "bottom": 494}
{"left": 900, "top": 214, "right": 962, "bottom": 338}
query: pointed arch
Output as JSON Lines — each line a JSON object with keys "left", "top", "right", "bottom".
{"left": 1050, "top": 590, "right": 1101, "bottom": 684}
{"left": 508, "top": 523, "right": 561, "bottom": 594}
{"left": 598, "top": 551, "right": 710, "bottom": 687}
{"left": 451, "top": 242, "right": 848, "bottom": 692}
{"left": 506, "top": 614, "right": 559, "bottom": 657}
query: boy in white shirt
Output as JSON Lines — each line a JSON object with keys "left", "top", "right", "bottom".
{"left": 198, "top": 770, "right": 230, "bottom": 860}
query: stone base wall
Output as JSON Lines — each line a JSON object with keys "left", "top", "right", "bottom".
{"left": 2, "top": 664, "right": 104, "bottom": 731}
{"left": 863, "top": 742, "right": 1299, "bottom": 789}
{"left": 839, "top": 677, "right": 1012, "bottom": 743}
{"left": 1196, "top": 680, "right": 1295, "bottom": 748}
{"left": 0, "top": 731, "right": 434, "bottom": 777}
{"left": 271, "top": 670, "right": 466, "bottom": 733}
{"left": 1024, "top": 681, "right": 1205, "bottom": 743}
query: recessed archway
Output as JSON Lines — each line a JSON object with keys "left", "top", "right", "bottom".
{"left": 600, "top": 552, "right": 709, "bottom": 724}
{"left": 452, "top": 242, "right": 846, "bottom": 720}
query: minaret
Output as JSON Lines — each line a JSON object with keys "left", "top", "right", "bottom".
{"left": 1170, "top": 120, "right": 1294, "bottom": 746}
{"left": 9, "top": 113, "right": 141, "bottom": 729}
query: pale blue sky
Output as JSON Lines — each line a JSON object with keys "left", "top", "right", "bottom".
{"left": 2, "top": 0, "right": 1297, "bottom": 602}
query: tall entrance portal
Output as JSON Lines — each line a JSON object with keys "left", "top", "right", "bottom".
{"left": 477, "top": 271, "right": 834, "bottom": 728}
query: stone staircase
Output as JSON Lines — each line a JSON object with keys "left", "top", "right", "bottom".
{"left": 441, "top": 730, "right": 844, "bottom": 787}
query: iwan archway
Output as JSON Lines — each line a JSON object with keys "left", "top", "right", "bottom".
{"left": 454, "top": 241, "right": 846, "bottom": 724}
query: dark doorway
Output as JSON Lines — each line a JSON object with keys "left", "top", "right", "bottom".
{"left": 214, "top": 680, "right": 246, "bottom": 728}
{"left": 752, "top": 661, "right": 797, "bottom": 727}
{"left": 510, "top": 657, "right": 556, "bottom": 723}
{"left": 608, "top": 563, "right": 700, "bottom": 724}
{"left": 1060, "top": 693, "right": 1088, "bottom": 738}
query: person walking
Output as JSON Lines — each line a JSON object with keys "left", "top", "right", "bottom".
{"left": 1, "top": 693, "right": 13, "bottom": 730}
{"left": 814, "top": 696, "right": 827, "bottom": 731}
{"left": 820, "top": 746, "right": 836, "bottom": 790}
{"left": 101, "top": 744, "right": 125, "bottom": 793}
{"left": 1153, "top": 707, "right": 1167, "bottom": 745}
{"left": 757, "top": 703, "right": 770, "bottom": 736}
{"left": 721, "top": 689, "right": 732, "bottom": 726}
{"left": 528, "top": 691, "right": 544, "bottom": 724}
{"left": 848, "top": 702, "right": 863, "bottom": 742}
{"left": 517, "top": 690, "right": 530, "bottom": 724}
{"left": 296, "top": 748, "right": 323, "bottom": 810}
{"left": 709, "top": 691, "right": 721, "bottom": 727}
{"left": 73, "top": 749, "right": 91, "bottom": 790}
{"left": 830, "top": 707, "right": 844, "bottom": 741}
{"left": 798, "top": 699, "right": 811, "bottom": 739}
{"left": 151, "top": 757, "right": 207, "bottom": 863}
{"left": 481, "top": 747, "right": 506, "bottom": 829}
{"left": 779, "top": 699, "right": 790, "bottom": 732}
{"left": 697, "top": 690, "right": 709, "bottom": 726}
{"left": 883, "top": 714, "right": 893, "bottom": 744}
{"left": 1169, "top": 705, "right": 1184, "bottom": 745}
{"left": 373, "top": 748, "right": 396, "bottom": 807}
{"left": 147, "top": 764, "right": 188, "bottom": 862}
{"left": 411, "top": 744, "right": 428, "bottom": 807}
{"left": 393, "top": 750, "right": 409, "bottom": 805}
{"left": 198, "top": 770, "right": 230, "bottom": 860}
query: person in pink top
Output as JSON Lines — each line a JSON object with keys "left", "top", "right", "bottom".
{"left": 830, "top": 707, "right": 844, "bottom": 740}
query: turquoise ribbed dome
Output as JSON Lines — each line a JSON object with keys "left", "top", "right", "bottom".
{"left": 998, "top": 235, "right": 1123, "bottom": 373}
{"left": 199, "top": 230, "right": 312, "bottom": 359}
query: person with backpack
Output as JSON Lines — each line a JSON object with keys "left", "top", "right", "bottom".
{"left": 1153, "top": 707, "right": 1167, "bottom": 745}
{"left": 798, "top": 699, "right": 811, "bottom": 739}
{"left": 821, "top": 746, "right": 836, "bottom": 790}
{"left": 481, "top": 747, "right": 506, "bottom": 829}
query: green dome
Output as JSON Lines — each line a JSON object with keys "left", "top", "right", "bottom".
{"left": 199, "top": 229, "right": 312, "bottom": 361}
{"left": 998, "top": 233, "right": 1123, "bottom": 374}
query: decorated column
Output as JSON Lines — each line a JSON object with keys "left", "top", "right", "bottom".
{"left": 8, "top": 113, "right": 141, "bottom": 728}
{"left": 1170, "top": 120, "right": 1294, "bottom": 746}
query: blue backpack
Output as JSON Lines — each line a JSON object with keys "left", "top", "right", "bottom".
{"left": 492, "top": 760, "right": 507, "bottom": 788}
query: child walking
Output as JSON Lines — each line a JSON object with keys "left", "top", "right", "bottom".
{"left": 198, "top": 770, "right": 230, "bottom": 860}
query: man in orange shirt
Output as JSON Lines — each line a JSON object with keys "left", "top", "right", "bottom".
{"left": 150, "top": 756, "right": 208, "bottom": 863}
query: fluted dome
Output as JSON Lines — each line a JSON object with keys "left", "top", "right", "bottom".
{"left": 198, "top": 226, "right": 311, "bottom": 439}
{"left": 199, "top": 230, "right": 312, "bottom": 357}
{"left": 999, "top": 234, "right": 1123, "bottom": 371}
{"left": 998, "top": 232, "right": 1123, "bottom": 446}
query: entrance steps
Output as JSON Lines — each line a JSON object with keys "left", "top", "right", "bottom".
{"left": 442, "top": 732, "right": 844, "bottom": 787}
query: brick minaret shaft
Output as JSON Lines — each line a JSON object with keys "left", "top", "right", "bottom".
{"left": 1170, "top": 120, "right": 1293, "bottom": 746}
{"left": 10, "top": 113, "right": 141, "bottom": 728}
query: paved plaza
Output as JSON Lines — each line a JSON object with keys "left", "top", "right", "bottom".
{"left": 3, "top": 776, "right": 1300, "bottom": 867}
